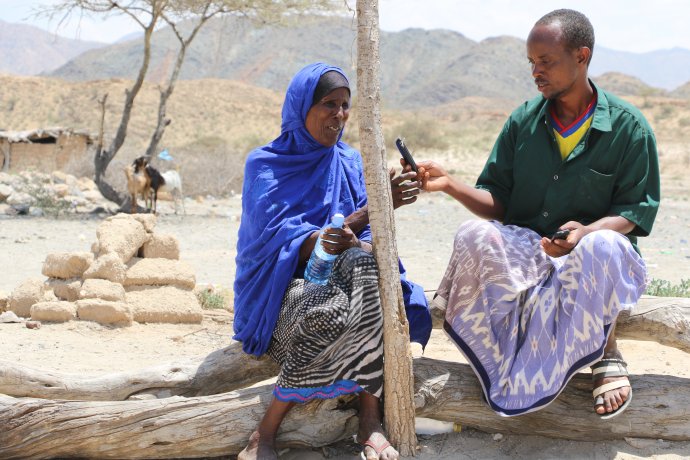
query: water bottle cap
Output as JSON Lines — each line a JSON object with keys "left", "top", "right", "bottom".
{"left": 331, "top": 213, "right": 345, "bottom": 228}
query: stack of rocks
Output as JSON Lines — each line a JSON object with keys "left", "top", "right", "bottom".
{"left": 3, "top": 213, "right": 202, "bottom": 326}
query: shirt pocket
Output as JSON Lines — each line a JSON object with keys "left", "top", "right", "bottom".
{"left": 575, "top": 168, "right": 615, "bottom": 217}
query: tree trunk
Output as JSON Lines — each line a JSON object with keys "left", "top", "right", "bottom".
{"left": 1, "top": 296, "right": 686, "bottom": 403}
{"left": 356, "top": 0, "right": 417, "bottom": 455}
{"left": 429, "top": 295, "right": 690, "bottom": 352}
{"left": 0, "top": 341, "right": 279, "bottom": 401}
{"left": 2, "top": 359, "right": 689, "bottom": 459}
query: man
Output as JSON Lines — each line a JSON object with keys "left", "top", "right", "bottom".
{"left": 414, "top": 9, "right": 660, "bottom": 418}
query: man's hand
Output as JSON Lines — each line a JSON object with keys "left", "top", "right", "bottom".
{"left": 540, "top": 221, "right": 590, "bottom": 257}
{"left": 415, "top": 160, "right": 452, "bottom": 194}
{"left": 389, "top": 167, "right": 420, "bottom": 209}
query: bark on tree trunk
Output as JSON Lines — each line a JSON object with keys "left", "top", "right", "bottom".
{"left": 2, "top": 359, "right": 689, "bottom": 458}
{"left": 356, "top": 0, "right": 417, "bottom": 455}
{"left": 0, "top": 341, "right": 279, "bottom": 401}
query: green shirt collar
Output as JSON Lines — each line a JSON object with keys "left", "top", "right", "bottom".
{"left": 536, "top": 79, "right": 613, "bottom": 133}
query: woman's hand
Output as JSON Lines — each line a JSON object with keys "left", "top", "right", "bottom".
{"left": 540, "top": 221, "right": 591, "bottom": 257}
{"left": 389, "top": 167, "right": 421, "bottom": 209}
{"left": 415, "top": 160, "right": 452, "bottom": 193}
{"left": 320, "top": 224, "right": 362, "bottom": 255}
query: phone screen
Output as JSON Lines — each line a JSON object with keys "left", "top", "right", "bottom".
{"left": 395, "top": 138, "right": 418, "bottom": 172}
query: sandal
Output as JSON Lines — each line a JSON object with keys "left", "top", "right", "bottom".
{"left": 591, "top": 358, "right": 633, "bottom": 420}
{"left": 357, "top": 432, "right": 396, "bottom": 460}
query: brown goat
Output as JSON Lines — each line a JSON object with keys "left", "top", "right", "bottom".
{"left": 124, "top": 156, "right": 151, "bottom": 213}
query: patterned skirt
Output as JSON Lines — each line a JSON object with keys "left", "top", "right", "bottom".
{"left": 268, "top": 247, "right": 384, "bottom": 402}
{"left": 436, "top": 220, "right": 647, "bottom": 416}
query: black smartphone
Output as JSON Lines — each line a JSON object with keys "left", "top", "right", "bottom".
{"left": 550, "top": 229, "right": 571, "bottom": 242}
{"left": 395, "top": 137, "right": 418, "bottom": 173}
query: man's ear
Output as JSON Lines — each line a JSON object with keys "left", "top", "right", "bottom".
{"left": 577, "top": 46, "right": 592, "bottom": 65}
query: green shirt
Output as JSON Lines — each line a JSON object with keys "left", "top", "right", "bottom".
{"left": 476, "top": 81, "right": 660, "bottom": 251}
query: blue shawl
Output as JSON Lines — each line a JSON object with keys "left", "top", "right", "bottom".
{"left": 233, "top": 63, "right": 431, "bottom": 356}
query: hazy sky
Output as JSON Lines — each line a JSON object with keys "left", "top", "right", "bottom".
{"left": 1, "top": 0, "right": 688, "bottom": 53}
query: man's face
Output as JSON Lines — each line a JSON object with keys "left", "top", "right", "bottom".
{"left": 526, "top": 23, "right": 586, "bottom": 100}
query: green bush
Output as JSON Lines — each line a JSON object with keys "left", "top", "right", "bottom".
{"left": 645, "top": 278, "right": 690, "bottom": 297}
{"left": 196, "top": 286, "right": 230, "bottom": 310}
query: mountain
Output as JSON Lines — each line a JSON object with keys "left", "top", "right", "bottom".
{"left": 590, "top": 47, "right": 690, "bottom": 91}
{"left": 0, "top": 20, "right": 105, "bottom": 76}
{"left": 4, "top": 15, "right": 688, "bottom": 108}
{"left": 671, "top": 81, "right": 690, "bottom": 99}
{"left": 591, "top": 72, "right": 662, "bottom": 97}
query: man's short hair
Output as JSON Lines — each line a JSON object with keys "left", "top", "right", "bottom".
{"left": 536, "top": 9, "right": 595, "bottom": 63}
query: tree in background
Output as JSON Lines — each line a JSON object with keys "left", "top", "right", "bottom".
{"left": 44, "top": 0, "right": 339, "bottom": 209}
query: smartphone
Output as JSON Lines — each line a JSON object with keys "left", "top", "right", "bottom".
{"left": 550, "top": 229, "right": 571, "bottom": 242}
{"left": 395, "top": 137, "right": 418, "bottom": 173}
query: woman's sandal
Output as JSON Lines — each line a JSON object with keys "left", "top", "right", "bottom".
{"left": 357, "top": 432, "right": 396, "bottom": 460}
{"left": 591, "top": 358, "right": 633, "bottom": 420}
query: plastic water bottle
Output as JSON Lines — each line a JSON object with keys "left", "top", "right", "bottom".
{"left": 415, "top": 417, "right": 462, "bottom": 435}
{"left": 304, "top": 213, "right": 345, "bottom": 285}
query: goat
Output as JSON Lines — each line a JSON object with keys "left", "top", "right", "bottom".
{"left": 124, "top": 156, "right": 151, "bottom": 214}
{"left": 146, "top": 164, "right": 185, "bottom": 215}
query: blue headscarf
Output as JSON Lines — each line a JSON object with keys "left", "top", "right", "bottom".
{"left": 234, "top": 63, "right": 431, "bottom": 356}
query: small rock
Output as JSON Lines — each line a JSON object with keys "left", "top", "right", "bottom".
{"left": 0, "top": 311, "right": 22, "bottom": 323}
{"left": 493, "top": 433, "right": 504, "bottom": 441}
{"left": 26, "top": 320, "right": 42, "bottom": 329}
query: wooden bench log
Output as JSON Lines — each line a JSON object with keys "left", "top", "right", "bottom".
{"left": 0, "top": 341, "right": 279, "bottom": 401}
{"left": 430, "top": 295, "right": 690, "bottom": 353}
{"left": 2, "top": 358, "right": 689, "bottom": 459}
{"left": 1, "top": 296, "right": 688, "bottom": 402}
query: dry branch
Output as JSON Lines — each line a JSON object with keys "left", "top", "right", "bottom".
{"left": 0, "top": 341, "right": 278, "bottom": 401}
{"left": 2, "top": 359, "right": 689, "bottom": 459}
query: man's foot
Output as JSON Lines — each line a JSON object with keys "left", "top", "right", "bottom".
{"left": 237, "top": 431, "right": 278, "bottom": 460}
{"left": 357, "top": 423, "right": 399, "bottom": 460}
{"left": 591, "top": 357, "right": 632, "bottom": 419}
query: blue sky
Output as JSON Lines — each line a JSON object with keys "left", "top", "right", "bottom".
{"left": 1, "top": 0, "right": 689, "bottom": 53}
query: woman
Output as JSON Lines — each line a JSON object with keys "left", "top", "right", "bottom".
{"left": 234, "top": 63, "right": 430, "bottom": 460}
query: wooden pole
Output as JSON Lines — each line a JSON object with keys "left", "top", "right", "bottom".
{"left": 356, "top": 0, "right": 417, "bottom": 455}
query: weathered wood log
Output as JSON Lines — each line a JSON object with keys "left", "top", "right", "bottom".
{"left": 1, "top": 296, "right": 688, "bottom": 402}
{"left": 0, "top": 341, "right": 279, "bottom": 401}
{"left": 413, "top": 358, "right": 690, "bottom": 442}
{"left": 430, "top": 295, "right": 690, "bottom": 353}
{"left": 2, "top": 358, "right": 689, "bottom": 459}
{"left": 616, "top": 296, "right": 690, "bottom": 353}
{"left": 0, "top": 386, "right": 357, "bottom": 459}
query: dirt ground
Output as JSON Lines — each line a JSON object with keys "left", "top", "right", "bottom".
{"left": 1, "top": 192, "right": 690, "bottom": 459}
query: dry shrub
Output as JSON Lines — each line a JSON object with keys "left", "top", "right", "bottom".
{"left": 150, "top": 137, "right": 248, "bottom": 197}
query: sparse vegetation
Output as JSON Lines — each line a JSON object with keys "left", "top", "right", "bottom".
{"left": 645, "top": 278, "right": 690, "bottom": 298}
{"left": 24, "top": 177, "right": 72, "bottom": 218}
{"left": 196, "top": 285, "right": 231, "bottom": 310}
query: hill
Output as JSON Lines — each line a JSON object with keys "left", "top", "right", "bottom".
{"left": 0, "top": 20, "right": 104, "bottom": 76}
{"left": 591, "top": 47, "right": 690, "bottom": 91}
{"left": 592, "top": 72, "right": 664, "bottom": 97}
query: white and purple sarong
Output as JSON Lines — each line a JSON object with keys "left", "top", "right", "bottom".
{"left": 435, "top": 220, "right": 647, "bottom": 416}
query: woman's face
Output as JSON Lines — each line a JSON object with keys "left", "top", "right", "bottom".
{"left": 305, "top": 87, "right": 350, "bottom": 147}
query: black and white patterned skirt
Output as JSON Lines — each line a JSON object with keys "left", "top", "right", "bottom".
{"left": 268, "top": 247, "right": 384, "bottom": 402}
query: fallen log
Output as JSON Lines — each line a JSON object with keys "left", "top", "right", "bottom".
{"left": 0, "top": 341, "right": 279, "bottom": 401}
{"left": 430, "top": 295, "right": 690, "bottom": 353}
{"left": 1, "top": 358, "right": 689, "bottom": 459}
{"left": 1, "top": 296, "right": 688, "bottom": 402}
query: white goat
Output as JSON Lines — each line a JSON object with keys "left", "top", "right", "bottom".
{"left": 147, "top": 166, "right": 186, "bottom": 215}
